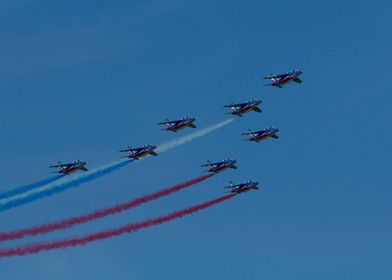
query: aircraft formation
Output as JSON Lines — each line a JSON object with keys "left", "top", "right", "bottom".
{"left": 0, "top": 68, "right": 303, "bottom": 257}
{"left": 50, "top": 69, "right": 303, "bottom": 193}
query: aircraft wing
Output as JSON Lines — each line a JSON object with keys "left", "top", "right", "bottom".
{"left": 49, "top": 163, "right": 73, "bottom": 168}
{"left": 201, "top": 162, "right": 219, "bottom": 167}
{"left": 253, "top": 107, "right": 262, "bottom": 113}
{"left": 293, "top": 77, "right": 303, "bottom": 83}
{"left": 224, "top": 102, "right": 247, "bottom": 108}
{"left": 173, "top": 119, "right": 183, "bottom": 124}
{"left": 158, "top": 119, "right": 180, "bottom": 125}
{"left": 119, "top": 148, "right": 131, "bottom": 152}
{"left": 119, "top": 146, "right": 143, "bottom": 153}
{"left": 264, "top": 74, "right": 285, "bottom": 79}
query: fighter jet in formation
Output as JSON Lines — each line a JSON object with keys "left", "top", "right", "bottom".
{"left": 264, "top": 69, "right": 303, "bottom": 88}
{"left": 201, "top": 158, "right": 237, "bottom": 174}
{"left": 49, "top": 160, "right": 88, "bottom": 175}
{"left": 224, "top": 180, "right": 259, "bottom": 194}
{"left": 242, "top": 127, "right": 280, "bottom": 142}
{"left": 119, "top": 144, "right": 158, "bottom": 160}
{"left": 158, "top": 116, "right": 196, "bottom": 132}
{"left": 223, "top": 99, "right": 262, "bottom": 117}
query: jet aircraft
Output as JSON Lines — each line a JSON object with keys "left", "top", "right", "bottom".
{"left": 225, "top": 180, "right": 259, "bottom": 194}
{"left": 201, "top": 158, "right": 237, "bottom": 173}
{"left": 49, "top": 160, "right": 88, "bottom": 175}
{"left": 223, "top": 99, "right": 262, "bottom": 117}
{"left": 242, "top": 127, "right": 280, "bottom": 142}
{"left": 158, "top": 116, "right": 196, "bottom": 132}
{"left": 264, "top": 69, "right": 303, "bottom": 88}
{"left": 119, "top": 144, "right": 158, "bottom": 160}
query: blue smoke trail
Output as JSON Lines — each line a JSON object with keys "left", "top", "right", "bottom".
{"left": 0, "top": 160, "right": 132, "bottom": 212}
{"left": 0, "top": 119, "right": 233, "bottom": 212}
{"left": 0, "top": 175, "right": 65, "bottom": 200}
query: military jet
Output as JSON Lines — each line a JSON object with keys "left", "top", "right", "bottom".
{"left": 242, "top": 127, "right": 280, "bottom": 142}
{"left": 49, "top": 160, "right": 88, "bottom": 175}
{"left": 158, "top": 116, "right": 196, "bottom": 132}
{"left": 223, "top": 99, "right": 262, "bottom": 117}
{"left": 119, "top": 144, "right": 157, "bottom": 160}
{"left": 264, "top": 69, "right": 303, "bottom": 88}
{"left": 225, "top": 180, "right": 259, "bottom": 194}
{"left": 201, "top": 158, "right": 237, "bottom": 173}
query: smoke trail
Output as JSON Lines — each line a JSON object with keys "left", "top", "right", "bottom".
{"left": 0, "top": 175, "right": 64, "bottom": 200}
{"left": 0, "top": 159, "right": 133, "bottom": 212}
{"left": 0, "top": 194, "right": 235, "bottom": 257}
{"left": 156, "top": 118, "right": 234, "bottom": 153}
{"left": 0, "top": 174, "right": 213, "bottom": 242}
{"left": 0, "top": 119, "right": 233, "bottom": 211}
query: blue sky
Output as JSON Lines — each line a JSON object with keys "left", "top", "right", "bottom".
{"left": 0, "top": 0, "right": 391, "bottom": 279}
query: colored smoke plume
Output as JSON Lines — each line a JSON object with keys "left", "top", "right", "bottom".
{"left": 0, "top": 194, "right": 236, "bottom": 257}
{"left": 0, "top": 174, "right": 213, "bottom": 242}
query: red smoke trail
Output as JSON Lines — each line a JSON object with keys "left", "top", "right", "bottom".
{"left": 0, "top": 194, "right": 236, "bottom": 257}
{"left": 0, "top": 174, "right": 213, "bottom": 242}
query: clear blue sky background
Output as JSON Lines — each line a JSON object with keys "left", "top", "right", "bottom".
{"left": 0, "top": 0, "right": 391, "bottom": 279}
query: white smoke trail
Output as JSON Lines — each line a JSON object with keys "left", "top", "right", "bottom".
{"left": 0, "top": 119, "right": 234, "bottom": 208}
{"left": 156, "top": 118, "right": 234, "bottom": 153}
